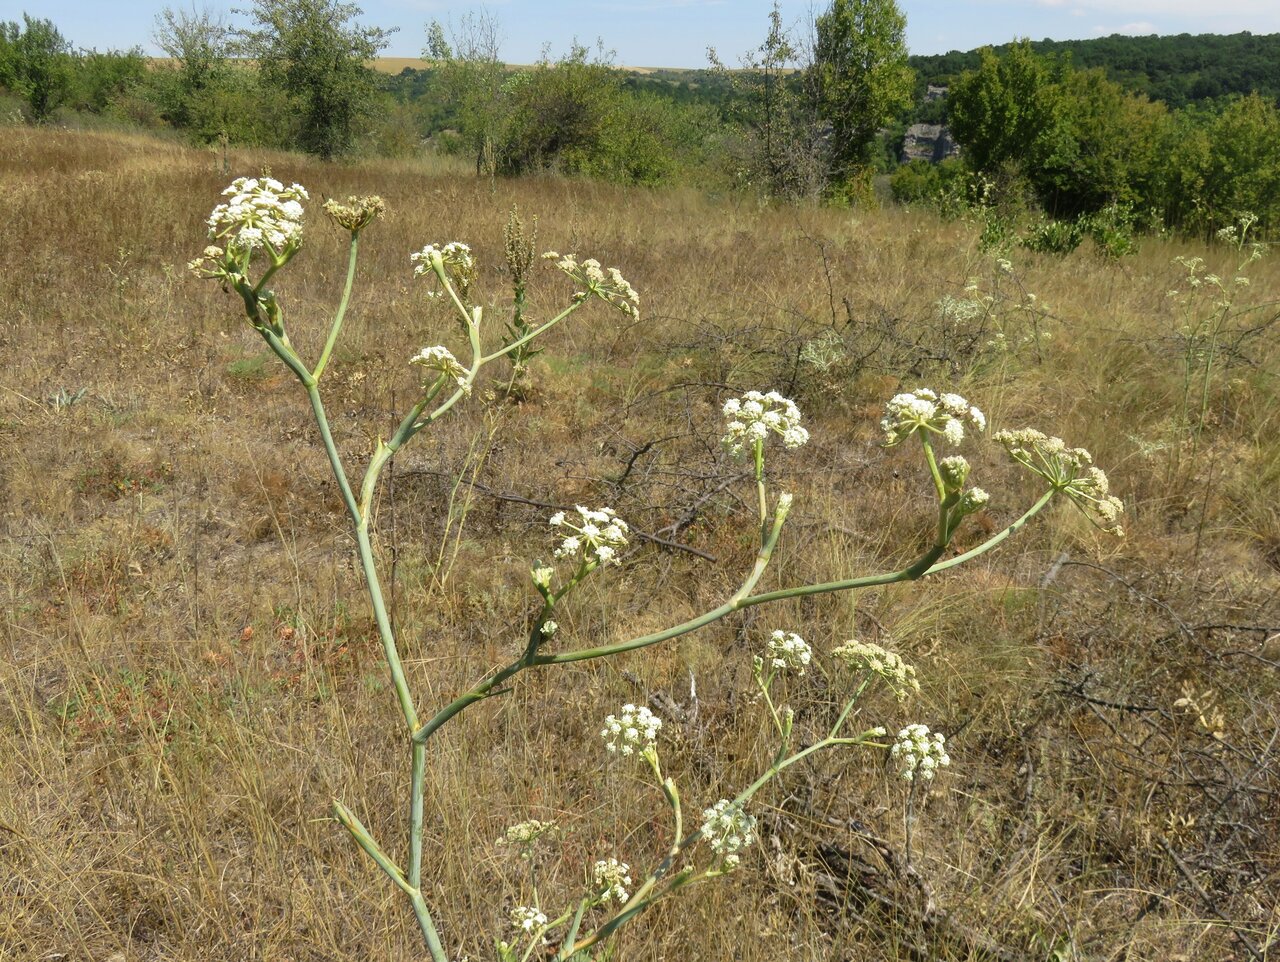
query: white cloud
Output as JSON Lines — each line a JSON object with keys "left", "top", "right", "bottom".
{"left": 1048, "top": 0, "right": 1277, "bottom": 15}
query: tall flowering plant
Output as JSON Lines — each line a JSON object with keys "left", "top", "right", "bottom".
{"left": 191, "top": 178, "right": 1122, "bottom": 960}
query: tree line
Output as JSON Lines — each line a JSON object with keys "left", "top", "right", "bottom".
{"left": 2, "top": 2, "right": 1277, "bottom": 237}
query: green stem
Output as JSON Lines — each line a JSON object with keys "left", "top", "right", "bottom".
{"left": 313, "top": 232, "right": 360, "bottom": 381}
{"left": 482, "top": 302, "right": 582, "bottom": 364}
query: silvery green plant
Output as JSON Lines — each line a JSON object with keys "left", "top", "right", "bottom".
{"left": 191, "top": 177, "right": 1124, "bottom": 961}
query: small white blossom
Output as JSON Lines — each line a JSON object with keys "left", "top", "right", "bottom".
{"left": 409, "top": 345, "right": 469, "bottom": 390}
{"left": 700, "top": 800, "right": 756, "bottom": 869}
{"left": 592, "top": 858, "right": 632, "bottom": 903}
{"left": 510, "top": 906, "right": 548, "bottom": 933}
{"left": 721, "top": 390, "right": 809, "bottom": 458}
{"left": 601, "top": 704, "right": 662, "bottom": 756}
{"left": 541, "top": 620, "right": 558, "bottom": 637}
{"left": 832, "top": 640, "right": 919, "bottom": 699}
{"left": 531, "top": 566, "right": 555, "bottom": 590}
{"left": 550, "top": 505, "right": 630, "bottom": 567}
{"left": 890, "top": 724, "right": 951, "bottom": 782}
{"left": 766, "top": 630, "right": 812, "bottom": 674}
{"left": 881, "top": 388, "right": 985, "bottom": 447}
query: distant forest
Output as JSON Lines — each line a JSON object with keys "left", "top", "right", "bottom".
{"left": 908, "top": 31, "right": 1280, "bottom": 108}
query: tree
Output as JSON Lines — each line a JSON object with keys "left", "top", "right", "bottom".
{"left": 234, "top": 0, "right": 395, "bottom": 159}
{"left": 709, "top": 3, "right": 824, "bottom": 197}
{"left": 425, "top": 11, "right": 507, "bottom": 176}
{"left": 154, "top": 5, "right": 232, "bottom": 132}
{"left": 2, "top": 15, "right": 75, "bottom": 120}
{"left": 811, "top": 0, "right": 915, "bottom": 185}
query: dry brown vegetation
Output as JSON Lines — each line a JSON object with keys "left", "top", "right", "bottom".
{"left": 1, "top": 128, "right": 1278, "bottom": 962}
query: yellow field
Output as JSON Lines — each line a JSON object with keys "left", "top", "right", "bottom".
{"left": 1, "top": 128, "right": 1277, "bottom": 961}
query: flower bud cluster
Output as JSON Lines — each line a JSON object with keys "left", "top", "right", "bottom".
{"left": 542, "top": 252, "right": 640, "bottom": 319}
{"left": 993, "top": 428, "right": 1124, "bottom": 534}
{"left": 592, "top": 858, "right": 632, "bottom": 904}
{"left": 497, "top": 819, "right": 558, "bottom": 858}
{"left": 411, "top": 242, "right": 475, "bottom": 301}
{"left": 881, "top": 389, "right": 986, "bottom": 447}
{"left": 700, "top": 800, "right": 756, "bottom": 869}
{"left": 601, "top": 704, "right": 662, "bottom": 756}
{"left": 890, "top": 724, "right": 951, "bottom": 781}
{"left": 410, "top": 345, "right": 468, "bottom": 390}
{"left": 832, "top": 640, "right": 920, "bottom": 699}
{"left": 549, "top": 506, "right": 629, "bottom": 567}
{"left": 322, "top": 194, "right": 386, "bottom": 232}
{"left": 722, "top": 391, "right": 810, "bottom": 458}
{"left": 765, "top": 630, "right": 812, "bottom": 675}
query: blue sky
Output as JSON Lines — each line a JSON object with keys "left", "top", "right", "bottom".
{"left": 8, "top": 0, "right": 1280, "bottom": 66}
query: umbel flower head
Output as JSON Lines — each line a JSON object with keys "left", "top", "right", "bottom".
{"left": 542, "top": 251, "right": 640, "bottom": 319}
{"left": 890, "top": 724, "right": 951, "bottom": 782}
{"left": 549, "top": 506, "right": 630, "bottom": 567}
{"left": 832, "top": 640, "right": 920, "bottom": 699}
{"left": 881, "top": 389, "right": 986, "bottom": 447}
{"left": 190, "top": 176, "right": 309, "bottom": 276}
{"left": 497, "top": 819, "right": 558, "bottom": 859}
{"left": 410, "top": 345, "right": 468, "bottom": 391}
{"left": 509, "top": 906, "right": 548, "bottom": 934}
{"left": 592, "top": 858, "right": 632, "bottom": 904}
{"left": 323, "top": 194, "right": 386, "bottom": 232}
{"left": 993, "top": 428, "right": 1124, "bottom": 535}
{"left": 722, "top": 390, "right": 809, "bottom": 458}
{"left": 601, "top": 703, "right": 662, "bottom": 756}
{"left": 700, "top": 800, "right": 756, "bottom": 869}
{"left": 765, "top": 630, "right": 812, "bottom": 674}
{"left": 411, "top": 242, "right": 476, "bottom": 301}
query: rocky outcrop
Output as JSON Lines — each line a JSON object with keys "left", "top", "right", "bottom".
{"left": 900, "top": 124, "right": 960, "bottom": 164}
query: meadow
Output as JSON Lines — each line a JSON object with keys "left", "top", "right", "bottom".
{"left": 1, "top": 127, "right": 1277, "bottom": 961}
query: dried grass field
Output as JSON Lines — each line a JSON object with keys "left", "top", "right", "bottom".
{"left": 1, "top": 128, "right": 1278, "bottom": 961}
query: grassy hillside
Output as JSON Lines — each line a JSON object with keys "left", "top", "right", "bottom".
{"left": 1, "top": 128, "right": 1277, "bottom": 961}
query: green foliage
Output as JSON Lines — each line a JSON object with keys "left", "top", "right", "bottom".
{"left": 72, "top": 48, "right": 147, "bottom": 114}
{"left": 234, "top": 0, "right": 395, "bottom": 159}
{"left": 424, "top": 12, "right": 507, "bottom": 175}
{"left": 910, "top": 31, "right": 1280, "bottom": 109}
{"left": 2, "top": 14, "right": 75, "bottom": 120}
{"left": 811, "top": 0, "right": 915, "bottom": 185}
{"left": 1019, "top": 216, "right": 1084, "bottom": 255}
{"left": 153, "top": 5, "right": 233, "bottom": 138}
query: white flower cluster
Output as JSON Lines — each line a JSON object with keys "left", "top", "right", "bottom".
{"left": 192, "top": 176, "right": 308, "bottom": 273}
{"left": 592, "top": 858, "right": 632, "bottom": 904}
{"left": 766, "top": 630, "right": 811, "bottom": 674}
{"left": 409, "top": 345, "right": 468, "bottom": 390}
{"left": 497, "top": 818, "right": 558, "bottom": 858}
{"left": 542, "top": 251, "right": 640, "bottom": 319}
{"left": 509, "top": 906, "right": 548, "bottom": 933}
{"left": 832, "top": 640, "right": 920, "bottom": 699}
{"left": 601, "top": 703, "right": 662, "bottom": 756}
{"left": 411, "top": 242, "right": 474, "bottom": 300}
{"left": 721, "top": 391, "right": 810, "bottom": 458}
{"left": 210, "top": 176, "right": 307, "bottom": 252}
{"left": 890, "top": 724, "right": 951, "bottom": 782}
{"left": 549, "top": 506, "right": 629, "bottom": 567}
{"left": 700, "top": 800, "right": 756, "bottom": 869}
{"left": 992, "top": 429, "right": 1124, "bottom": 535}
{"left": 881, "top": 389, "right": 986, "bottom": 447}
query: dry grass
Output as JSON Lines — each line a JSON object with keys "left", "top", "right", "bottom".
{"left": 1, "top": 128, "right": 1278, "bottom": 962}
